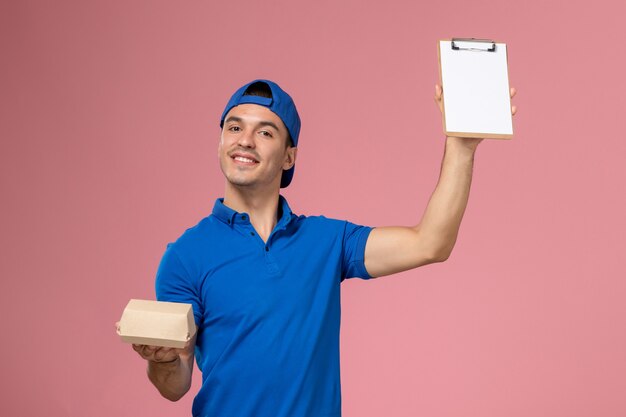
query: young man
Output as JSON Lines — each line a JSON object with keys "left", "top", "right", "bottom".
{"left": 130, "top": 79, "right": 517, "bottom": 417}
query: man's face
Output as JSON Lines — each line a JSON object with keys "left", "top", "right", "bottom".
{"left": 218, "top": 104, "right": 296, "bottom": 190}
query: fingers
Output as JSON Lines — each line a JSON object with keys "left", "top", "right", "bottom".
{"left": 434, "top": 84, "right": 444, "bottom": 114}
{"left": 436, "top": 83, "right": 514, "bottom": 99}
{"left": 433, "top": 84, "right": 517, "bottom": 115}
{"left": 510, "top": 87, "right": 517, "bottom": 115}
{"left": 132, "top": 343, "right": 157, "bottom": 358}
{"left": 132, "top": 344, "right": 179, "bottom": 362}
{"left": 434, "top": 84, "right": 443, "bottom": 101}
{"left": 153, "top": 347, "right": 173, "bottom": 362}
{"left": 132, "top": 343, "right": 152, "bottom": 356}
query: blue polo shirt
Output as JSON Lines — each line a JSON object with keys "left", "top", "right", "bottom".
{"left": 155, "top": 195, "right": 373, "bottom": 417}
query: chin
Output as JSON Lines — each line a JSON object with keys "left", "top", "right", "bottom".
{"left": 225, "top": 174, "right": 282, "bottom": 190}
{"left": 225, "top": 176, "right": 255, "bottom": 187}
{"left": 225, "top": 170, "right": 266, "bottom": 187}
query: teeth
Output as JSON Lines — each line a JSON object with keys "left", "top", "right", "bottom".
{"left": 234, "top": 156, "right": 255, "bottom": 163}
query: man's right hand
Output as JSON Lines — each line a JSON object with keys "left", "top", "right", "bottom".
{"left": 115, "top": 320, "right": 194, "bottom": 364}
{"left": 132, "top": 344, "right": 183, "bottom": 364}
{"left": 116, "top": 321, "right": 196, "bottom": 401}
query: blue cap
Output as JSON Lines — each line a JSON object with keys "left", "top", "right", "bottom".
{"left": 220, "top": 79, "right": 301, "bottom": 188}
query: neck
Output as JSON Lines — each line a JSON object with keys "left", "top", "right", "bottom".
{"left": 223, "top": 183, "right": 281, "bottom": 242}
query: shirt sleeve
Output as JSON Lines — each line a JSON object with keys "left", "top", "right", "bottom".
{"left": 341, "top": 221, "right": 374, "bottom": 281}
{"left": 155, "top": 243, "right": 203, "bottom": 326}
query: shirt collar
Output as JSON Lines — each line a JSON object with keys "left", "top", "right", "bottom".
{"left": 212, "top": 195, "right": 294, "bottom": 227}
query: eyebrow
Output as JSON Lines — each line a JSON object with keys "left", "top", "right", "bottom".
{"left": 224, "top": 116, "right": 281, "bottom": 132}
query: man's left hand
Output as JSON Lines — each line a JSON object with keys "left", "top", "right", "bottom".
{"left": 434, "top": 84, "right": 518, "bottom": 152}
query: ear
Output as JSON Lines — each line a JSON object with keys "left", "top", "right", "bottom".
{"left": 218, "top": 130, "right": 224, "bottom": 157}
{"left": 283, "top": 147, "right": 297, "bottom": 170}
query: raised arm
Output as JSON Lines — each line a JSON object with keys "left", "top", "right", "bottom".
{"left": 363, "top": 85, "right": 517, "bottom": 278}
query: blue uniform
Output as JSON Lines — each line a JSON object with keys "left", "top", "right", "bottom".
{"left": 156, "top": 196, "right": 373, "bottom": 417}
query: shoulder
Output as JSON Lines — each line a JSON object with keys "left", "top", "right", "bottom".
{"left": 290, "top": 213, "right": 366, "bottom": 237}
{"left": 164, "top": 214, "right": 224, "bottom": 255}
{"left": 292, "top": 213, "right": 345, "bottom": 227}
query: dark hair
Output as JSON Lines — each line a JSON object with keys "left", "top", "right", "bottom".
{"left": 243, "top": 81, "right": 272, "bottom": 99}
{"left": 243, "top": 82, "right": 294, "bottom": 148}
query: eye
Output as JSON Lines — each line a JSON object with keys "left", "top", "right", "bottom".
{"left": 228, "top": 126, "right": 241, "bottom": 132}
{"left": 259, "top": 130, "right": 273, "bottom": 138}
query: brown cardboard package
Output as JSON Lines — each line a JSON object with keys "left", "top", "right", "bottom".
{"left": 117, "top": 299, "right": 196, "bottom": 348}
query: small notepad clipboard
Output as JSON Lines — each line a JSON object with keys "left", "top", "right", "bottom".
{"left": 438, "top": 38, "right": 513, "bottom": 140}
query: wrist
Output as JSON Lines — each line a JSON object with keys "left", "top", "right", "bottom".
{"left": 445, "top": 137, "right": 478, "bottom": 159}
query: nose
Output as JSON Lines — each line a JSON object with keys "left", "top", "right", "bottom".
{"left": 237, "top": 128, "right": 256, "bottom": 148}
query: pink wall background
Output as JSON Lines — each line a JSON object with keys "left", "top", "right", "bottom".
{"left": 2, "top": 0, "right": 625, "bottom": 416}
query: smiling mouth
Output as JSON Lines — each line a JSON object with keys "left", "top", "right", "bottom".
{"left": 233, "top": 156, "right": 257, "bottom": 163}
{"left": 230, "top": 152, "right": 260, "bottom": 166}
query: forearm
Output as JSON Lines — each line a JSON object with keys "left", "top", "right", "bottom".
{"left": 147, "top": 355, "right": 193, "bottom": 401}
{"left": 416, "top": 137, "right": 478, "bottom": 260}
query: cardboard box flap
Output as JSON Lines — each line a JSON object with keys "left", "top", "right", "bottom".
{"left": 118, "top": 299, "right": 196, "bottom": 348}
